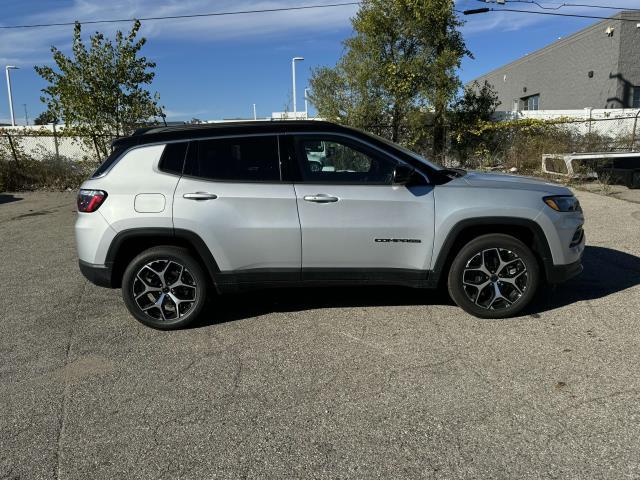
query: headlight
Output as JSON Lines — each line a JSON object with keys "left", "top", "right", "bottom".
{"left": 543, "top": 195, "right": 581, "bottom": 212}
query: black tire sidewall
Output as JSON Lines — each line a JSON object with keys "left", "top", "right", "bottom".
{"left": 122, "top": 246, "right": 207, "bottom": 330}
{"left": 448, "top": 234, "right": 540, "bottom": 319}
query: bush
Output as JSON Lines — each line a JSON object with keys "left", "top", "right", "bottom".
{"left": 0, "top": 153, "right": 96, "bottom": 191}
{"left": 450, "top": 118, "right": 617, "bottom": 173}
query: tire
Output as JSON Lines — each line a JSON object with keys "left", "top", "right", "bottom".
{"left": 447, "top": 234, "right": 540, "bottom": 319}
{"left": 122, "top": 246, "right": 208, "bottom": 330}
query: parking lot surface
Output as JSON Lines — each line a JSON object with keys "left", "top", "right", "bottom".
{"left": 1, "top": 189, "right": 639, "bottom": 479}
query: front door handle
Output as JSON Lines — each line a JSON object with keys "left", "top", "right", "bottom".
{"left": 183, "top": 192, "right": 218, "bottom": 200}
{"left": 303, "top": 194, "right": 339, "bottom": 203}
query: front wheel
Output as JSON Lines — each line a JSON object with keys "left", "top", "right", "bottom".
{"left": 447, "top": 234, "right": 540, "bottom": 319}
{"left": 122, "top": 246, "right": 208, "bottom": 329}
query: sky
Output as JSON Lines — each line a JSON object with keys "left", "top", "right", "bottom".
{"left": 0, "top": 0, "right": 637, "bottom": 124}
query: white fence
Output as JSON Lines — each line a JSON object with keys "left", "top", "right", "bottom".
{"left": 0, "top": 126, "right": 114, "bottom": 162}
{"left": 494, "top": 108, "right": 640, "bottom": 140}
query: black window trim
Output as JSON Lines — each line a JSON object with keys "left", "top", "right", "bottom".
{"left": 96, "top": 130, "right": 432, "bottom": 184}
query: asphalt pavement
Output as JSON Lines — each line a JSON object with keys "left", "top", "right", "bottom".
{"left": 1, "top": 189, "right": 639, "bottom": 479}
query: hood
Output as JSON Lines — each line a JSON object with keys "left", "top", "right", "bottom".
{"left": 459, "top": 171, "right": 572, "bottom": 195}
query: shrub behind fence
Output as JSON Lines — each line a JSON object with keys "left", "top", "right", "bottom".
{"left": 0, "top": 129, "right": 118, "bottom": 191}
{"left": 447, "top": 110, "right": 640, "bottom": 171}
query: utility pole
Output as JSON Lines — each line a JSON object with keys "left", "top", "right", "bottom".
{"left": 5, "top": 66, "right": 19, "bottom": 127}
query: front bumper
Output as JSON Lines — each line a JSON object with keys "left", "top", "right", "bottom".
{"left": 546, "top": 258, "right": 583, "bottom": 284}
{"left": 79, "top": 260, "right": 114, "bottom": 288}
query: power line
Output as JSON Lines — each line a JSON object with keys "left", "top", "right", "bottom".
{"left": 0, "top": 1, "right": 361, "bottom": 30}
{"left": 477, "top": 0, "right": 640, "bottom": 12}
{"left": 1, "top": 0, "right": 636, "bottom": 31}
{"left": 464, "top": 7, "right": 640, "bottom": 21}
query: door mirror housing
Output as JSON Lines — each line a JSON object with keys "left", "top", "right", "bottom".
{"left": 392, "top": 164, "right": 417, "bottom": 185}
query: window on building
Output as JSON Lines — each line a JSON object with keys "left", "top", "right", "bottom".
{"left": 522, "top": 94, "right": 540, "bottom": 111}
{"left": 633, "top": 87, "right": 640, "bottom": 108}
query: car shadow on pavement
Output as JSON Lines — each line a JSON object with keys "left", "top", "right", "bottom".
{"left": 194, "top": 285, "right": 453, "bottom": 328}
{"left": 192, "top": 245, "right": 640, "bottom": 327}
{"left": 0, "top": 193, "right": 22, "bottom": 205}
{"left": 529, "top": 245, "right": 640, "bottom": 315}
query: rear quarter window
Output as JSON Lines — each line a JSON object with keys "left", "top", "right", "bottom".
{"left": 158, "top": 142, "right": 188, "bottom": 175}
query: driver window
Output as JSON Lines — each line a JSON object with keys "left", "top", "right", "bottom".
{"left": 297, "top": 137, "right": 395, "bottom": 184}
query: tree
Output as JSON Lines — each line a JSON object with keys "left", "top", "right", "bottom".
{"left": 451, "top": 81, "right": 499, "bottom": 125}
{"left": 35, "top": 21, "right": 162, "bottom": 156}
{"left": 33, "top": 111, "right": 58, "bottom": 125}
{"left": 309, "top": 0, "right": 469, "bottom": 158}
{"left": 449, "top": 81, "right": 500, "bottom": 161}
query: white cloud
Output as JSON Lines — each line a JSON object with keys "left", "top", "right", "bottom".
{"left": 0, "top": 0, "right": 358, "bottom": 65}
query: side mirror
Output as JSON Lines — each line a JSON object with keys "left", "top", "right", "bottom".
{"left": 393, "top": 164, "right": 416, "bottom": 185}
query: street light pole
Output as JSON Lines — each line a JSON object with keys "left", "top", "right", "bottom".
{"left": 291, "top": 56, "right": 304, "bottom": 117}
{"left": 304, "top": 88, "right": 309, "bottom": 119}
{"left": 5, "top": 66, "right": 19, "bottom": 127}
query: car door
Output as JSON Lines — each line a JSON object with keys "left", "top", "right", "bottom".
{"left": 290, "top": 133, "right": 435, "bottom": 280}
{"left": 173, "top": 135, "right": 301, "bottom": 276}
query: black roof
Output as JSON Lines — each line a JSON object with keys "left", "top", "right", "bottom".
{"left": 115, "top": 120, "right": 360, "bottom": 150}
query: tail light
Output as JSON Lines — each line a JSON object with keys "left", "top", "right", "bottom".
{"left": 77, "top": 189, "right": 108, "bottom": 212}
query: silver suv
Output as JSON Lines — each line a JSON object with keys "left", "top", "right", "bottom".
{"left": 75, "top": 121, "right": 585, "bottom": 329}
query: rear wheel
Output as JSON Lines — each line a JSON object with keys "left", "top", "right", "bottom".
{"left": 122, "top": 246, "right": 207, "bottom": 329}
{"left": 447, "top": 234, "right": 540, "bottom": 319}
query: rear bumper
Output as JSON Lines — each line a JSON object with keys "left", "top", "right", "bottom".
{"left": 546, "top": 258, "right": 583, "bottom": 284}
{"left": 79, "top": 260, "right": 114, "bottom": 288}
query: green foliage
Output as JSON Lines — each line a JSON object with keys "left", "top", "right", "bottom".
{"left": 309, "top": 0, "right": 468, "bottom": 154}
{"left": 34, "top": 21, "right": 162, "bottom": 155}
{"left": 0, "top": 148, "right": 94, "bottom": 191}
{"left": 33, "top": 111, "right": 58, "bottom": 125}
{"left": 454, "top": 117, "right": 616, "bottom": 172}
{"left": 449, "top": 81, "right": 500, "bottom": 160}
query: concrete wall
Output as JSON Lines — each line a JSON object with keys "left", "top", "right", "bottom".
{"left": 470, "top": 12, "right": 640, "bottom": 110}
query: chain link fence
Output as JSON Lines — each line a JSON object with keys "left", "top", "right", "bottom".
{"left": 444, "top": 110, "right": 640, "bottom": 171}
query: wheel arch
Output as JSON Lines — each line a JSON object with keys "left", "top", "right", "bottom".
{"left": 428, "top": 217, "right": 553, "bottom": 287}
{"left": 105, "top": 228, "right": 220, "bottom": 288}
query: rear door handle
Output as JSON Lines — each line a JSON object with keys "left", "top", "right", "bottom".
{"left": 183, "top": 192, "right": 218, "bottom": 200}
{"left": 303, "top": 194, "right": 339, "bottom": 203}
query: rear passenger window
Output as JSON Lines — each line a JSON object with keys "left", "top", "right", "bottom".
{"left": 184, "top": 136, "right": 280, "bottom": 182}
{"left": 159, "top": 142, "right": 188, "bottom": 175}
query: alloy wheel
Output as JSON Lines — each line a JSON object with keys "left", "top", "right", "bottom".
{"left": 132, "top": 259, "right": 197, "bottom": 321}
{"left": 462, "top": 248, "right": 528, "bottom": 310}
